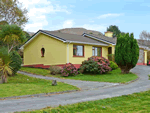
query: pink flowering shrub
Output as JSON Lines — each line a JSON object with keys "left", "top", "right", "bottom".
{"left": 61, "top": 63, "right": 78, "bottom": 77}
{"left": 79, "top": 56, "right": 111, "bottom": 74}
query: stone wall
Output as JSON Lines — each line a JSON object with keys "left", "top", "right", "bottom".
{"left": 137, "top": 49, "right": 144, "bottom": 63}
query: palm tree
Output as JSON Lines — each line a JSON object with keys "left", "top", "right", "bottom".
{"left": 0, "top": 47, "right": 12, "bottom": 83}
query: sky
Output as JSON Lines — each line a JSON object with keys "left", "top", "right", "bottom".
{"left": 19, "top": 0, "right": 150, "bottom": 39}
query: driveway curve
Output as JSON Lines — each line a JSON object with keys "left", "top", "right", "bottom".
{"left": 18, "top": 71, "right": 120, "bottom": 91}
{"left": 0, "top": 65, "right": 150, "bottom": 113}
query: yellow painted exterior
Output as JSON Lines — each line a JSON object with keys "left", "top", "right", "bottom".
{"left": 112, "top": 45, "right": 115, "bottom": 54}
{"left": 102, "top": 46, "right": 108, "bottom": 59}
{"left": 24, "top": 33, "right": 110, "bottom": 65}
{"left": 144, "top": 50, "right": 147, "bottom": 64}
{"left": 23, "top": 32, "right": 148, "bottom": 66}
{"left": 105, "top": 32, "right": 113, "bottom": 37}
{"left": 68, "top": 44, "right": 108, "bottom": 64}
{"left": 24, "top": 33, "right": 67, "bottom": 65}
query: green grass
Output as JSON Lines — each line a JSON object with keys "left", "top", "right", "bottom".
{"left": 21, "top": 90, "right": 150, "bottom": 113}
{"left": 20, "top": 67, "right": 50, "bottom": 76}
{"left": 61, "top": 68, "right": 138, "bottom": 83}
{"left": 20, "top": 67, "right": 138, "bottom": 83}
{"left": 0, "top": 74, "right": 79, "bottom": 98}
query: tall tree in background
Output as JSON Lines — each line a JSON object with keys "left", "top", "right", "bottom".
{"left": 0, "top": 24, "right": 26, "bottom": 53}
{"left": 0, "top": 0, "right": 28, "bottom": 27}
{"left": 107, "top": 25, "right": 121, "bottom": 37}
{"left": 115, "top": 33, "right": 139, "bottom": 74}
{"left": 139, "top": 30, "right": 150, "bottom": 46}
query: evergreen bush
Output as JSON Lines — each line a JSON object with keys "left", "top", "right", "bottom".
{"left": 115, "top": 33, "right": 139, "bottom": 73}
{"left": 109, "top": 61, "right": 118, "bottom": 70}
{"left": 9, "top": 51, "right": 22, "bottom": 75}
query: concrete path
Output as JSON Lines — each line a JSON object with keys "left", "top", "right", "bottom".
{"left": 18, "top": 71, "right": 120, "bottom": 90}
{"left": 0, "top": 66, "right": 150, "bottom": 113}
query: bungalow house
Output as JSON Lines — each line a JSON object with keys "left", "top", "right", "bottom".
{"left": 20, "top": 30, "right": 149, "bottom": 69}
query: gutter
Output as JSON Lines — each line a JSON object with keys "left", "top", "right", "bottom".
{"left": 64, "top": 41, "right": 109, "bottom": 46}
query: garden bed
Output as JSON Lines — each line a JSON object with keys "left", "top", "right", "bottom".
{"left": 0, "top": 74, "right": 79, "bottom": 98}
{"left": 20, "top": 67, "right": 138, "bottom": 83}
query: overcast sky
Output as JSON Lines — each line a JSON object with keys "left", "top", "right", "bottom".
{"left": 19, "top": 0, "right": 150, "bottom": 39}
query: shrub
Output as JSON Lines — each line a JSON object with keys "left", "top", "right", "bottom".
{"left": 115, "top": 33, "right": 139, "bottom": 73}
{"left": 147, "top": 59, "right": 149, "bottom": 65}
{"left": 109, "top": 61, "right": 118, "bottom": 70}
{"left": 61, "top": 63, "right": 78, "bottom": 77}
{"left": 9, "top": 51, "right": 22, "bottom": 76}
{"left": 49, "top": 66, "right": 62, "bottom": 75}
{"left": 79, "top": 56, "right": 111, "bottom": 74}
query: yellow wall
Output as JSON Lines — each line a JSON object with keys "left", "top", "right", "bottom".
{"left": 144, "top": 50, "right": 147, "bottom": 64}
{"left": 102, "top": 46, "right": 108, "bottom": 59}
{"left": 105, "top": 32, "right": 113, "bottom": 37}
{"left": 112, "top": 45, "right": 115, "bottom": 54}
{"left": 69, "top": 44, "right": 108, "bottom": 64}
{"left": 24, "top": 33, "right": 67, "bottom": 65}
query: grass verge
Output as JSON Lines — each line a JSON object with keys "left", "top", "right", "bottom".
{"left": 20, "top": 90, "right": 150, "bottom": 113}
{"left": 0, "top": 74, "right": 79, "bottom": 98}
{"left": 20, "top": 67, "right": 138, "bottom": 83}
{"left": 20, "top": 67, "right": 49, "bottom": 76}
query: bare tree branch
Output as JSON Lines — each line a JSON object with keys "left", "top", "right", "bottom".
{"left": 139, "top": 30, "right": 150, "bottom": 46}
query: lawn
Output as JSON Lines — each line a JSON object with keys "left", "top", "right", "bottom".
{"left": 20, "top": 67, "right": 50, "bottom": 76}
{"left": 21, "top": 90, "right": 150, "bottom": 113}
{"left": 61, "top": 68, "right": 138, "bottom": 83}
{"left": 20, "top": 67, "right": 138, "bottom": 83}
{"left": 0, "top": 74, "right": 79, "bottom": 98}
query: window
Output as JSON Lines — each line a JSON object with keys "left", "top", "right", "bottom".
{"left": 41, "top": 48, "right": 45, "bottom": 57}
{"left": 73, "top": 45, "right": 84, "bottom": 57}
{"left": 92, "top": 47, "right": 102, "bottom": 57}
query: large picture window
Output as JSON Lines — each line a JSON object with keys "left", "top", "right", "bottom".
{"left": 92, "top": 47, "right": 102, "bottom": 57}
{"left": 73, "top": 45, "right": 84, "bottom": 57}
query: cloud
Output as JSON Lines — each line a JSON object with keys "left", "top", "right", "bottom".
{"left": 82, "top": 24, "right": 107, "bottom": 32}
{"left": 63, "top": 20, "right": 74, "bottom": 28}
{"left": 98, "top": 13, "right": 123, "bottom": 19}
{"left": 19, "top": 0, "right": 71, "bottom": 32}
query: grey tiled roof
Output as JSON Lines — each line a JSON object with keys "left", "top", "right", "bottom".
{"left": 83, "top": 33, "right": 117, "bottom": 44}
{"left": 41, "top": 30, "right": 109, "bottom": 46}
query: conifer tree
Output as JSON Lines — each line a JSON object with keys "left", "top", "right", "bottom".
{"left": 115, "top": 33, "right": 139, "bottom": 73}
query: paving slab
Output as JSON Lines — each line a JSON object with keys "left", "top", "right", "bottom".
{"left": 0, "top": 66, "right": 150, "bottom": 113}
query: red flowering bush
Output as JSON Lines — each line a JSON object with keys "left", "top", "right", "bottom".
{"left": 61, "top": 63, "right": 78, "bottom": 77}
{"left": 79, "top": 56, "right": 111, "bottom": 74}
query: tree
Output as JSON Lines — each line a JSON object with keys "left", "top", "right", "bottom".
{"left": 107, "top": 25, "right": 121, "bottom": 37}
{"left": 139, "top": 30, "right": 150, "bottom": 46}
{"left": 0, "top": 21, "right": 8, "bottom": 47}
{"left": 0, "top": 0, "right": 28, "bottom": 27}
{"left": 0, "top": 21, "right": 8, "bottom": 26}
{"left": 0, "top": 47, "right": 12, "bottom": 83}
{"left": 115, "top": 33, "right": 139, "bottom": 74}
{"left": 0, "top": 24, "right": 26, "bottom": 53}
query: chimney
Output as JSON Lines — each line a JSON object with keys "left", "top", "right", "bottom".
{"left": 105, "top": 31, "right": 113, "bottom": 38}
